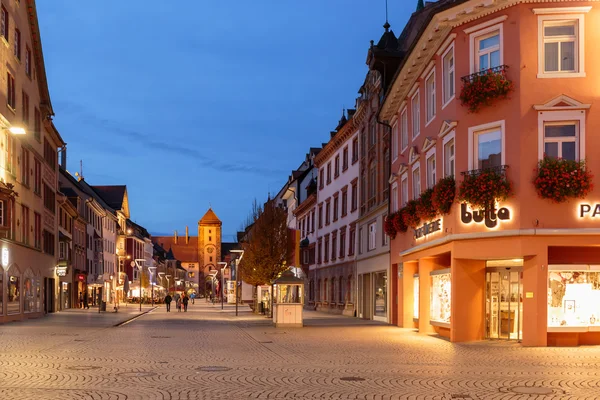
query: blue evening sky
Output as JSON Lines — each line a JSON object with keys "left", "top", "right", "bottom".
{"left": 37, "top": 1, "right": 416, "bottom": 241}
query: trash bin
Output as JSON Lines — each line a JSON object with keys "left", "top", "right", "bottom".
{"left": 257, "top": 302, "right": 264, "bottom": 314}
{"left": 100, "top": 301, "right": 107, "bottom": 312}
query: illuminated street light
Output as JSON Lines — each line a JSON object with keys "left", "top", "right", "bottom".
{"left": 8, "top": 126, "right": 26, "bottom": 135}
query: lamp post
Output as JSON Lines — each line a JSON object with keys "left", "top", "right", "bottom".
{"left": 148, "top": 266, "right": 156, "bottom": 307}
{"left": 217, "top": 262, "right": 227, "bottom": 310}
{"left": 230, "top": 250, "right": 244, "bottom": 317}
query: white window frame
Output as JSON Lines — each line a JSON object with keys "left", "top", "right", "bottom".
{"left": 400, "top": 107, "right": 408, "bottom": 152}
{"left": 469, "top": 22, "right": 504, "bottom": 74}
{"left": 401, "top": 173, "right": 408, "bottom": 207}
{"left": 368, "top": 222, "right": 376, "bottom": 251}
{"left": 391, "top": 182, "right": 398, "bottom": 212}
{"left": 391, "top": 122, "right": 398, "bottom": 162}
{"left": 442, "top": 42, "right": 455, "bottom": 109}
{"left": 426, "top": 148, "right": 436, "bottom": 189}
{"left": 542, "top": 122, "right": 578, "bottom": 160}
{"left": 537, "top": 110, "right": 585, "bottom": 161}
{"left": 468, "top": 120, "right": 506, "bottom": 171}
{"left": 412, "top": 163, "right": 421, "bottom": 200}
{"left": 443, "top": 130, "right": 456, "bottom": 178}
{"left": 411, "top": 90, "right": 420, "bottom": 139}
{"left": 425, "top": 68, "right": 436, "bottom": 126}
{"left": 536, "top": 11, "right": 587, "bottom": 78}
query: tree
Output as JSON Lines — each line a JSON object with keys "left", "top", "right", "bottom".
{"left": 238, "top": 198, "right": 290, "bottom": 309}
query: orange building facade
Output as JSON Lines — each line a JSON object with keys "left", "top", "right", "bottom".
{"left": 383, "top": 0, "right": 600, "bottom": 346}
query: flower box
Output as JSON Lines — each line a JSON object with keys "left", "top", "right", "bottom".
{"left": 458, "top": 166, "right": 512, "bottom": 210}
{"left": 459, "top": 66, "right": 513, "bottom": 113}
{"left": 534, "top": 156, "right": 593, "bottom": 203}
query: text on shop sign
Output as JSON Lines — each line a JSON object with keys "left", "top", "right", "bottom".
{"left": 579, "top": 204, "right": 600, "bottom": 218}
{"left": 414, "top": 219, "right": 442, "bottom": 239}
{"left": 460, "top": 203, "right": 510, "bottom": 228}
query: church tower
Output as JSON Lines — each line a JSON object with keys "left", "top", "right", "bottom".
{"left": 198, "top": 208, "right": 222, "bottom": 275}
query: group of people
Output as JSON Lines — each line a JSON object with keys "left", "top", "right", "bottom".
{"left": 164, "top": 292, "right": 194, "bottom": 312}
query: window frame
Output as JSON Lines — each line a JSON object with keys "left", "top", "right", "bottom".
{"left": 469, "top": 22, "right": 504, "bottom": 74}
{"left": 391, "top": 182, "right": 398, "bottom": 213}
{"left": 400, "top": 107, "right": 408, "bottom": 152}
{"left": 442, "top": 42, "right": 455, "bottom": 108}
{"left": 411, "top": 163, "right": 421, "bottom": 200}
{"left": 367, "top": 222, "right": 376, "bottom": 251}
{"left": 443, "top": 130, "right": 456, "bottom": 178}
{"left": 535, "top": 9, "right": 588, "bottom": 78}
{"left": 425, "top": 68, "right": 436, "bottom": 126}
{"left": 400, "top": 173, "right": 408, "bottom": 207}
{"left": 391, "top": 121, "right": 398, "bottom": 162}
{"left": 468, "top": 120, "right": 506, "bottom": 171}
{"left": 537, "top": 110, "right": 585, "bottom": 161}
{"left": 426, "top": 148, "right": 437, "bottom": 189}
{"left": 411, "top": 90, "right": 420, "bottom": 139}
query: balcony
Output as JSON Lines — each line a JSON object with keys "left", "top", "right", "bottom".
{"left": 459, "top": 65, "right": 513, "bottom": 113}
{"left": 460, "top": 65, "right": 509, "bottom": 83}
{"left": 461, "top": 165, "right": 509, "bottom": 177}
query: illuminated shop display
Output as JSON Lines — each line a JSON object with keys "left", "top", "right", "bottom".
{"left": 413, "top": 275, "right": 419, "bottom": 319}
{"left": 430, "top": 270, "right": 451, "bottom": 325}
{"left": 548, "top": 270, "right": 600, "bottom": 329}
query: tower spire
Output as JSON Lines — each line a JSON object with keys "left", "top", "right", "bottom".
{"left": 384, "top": 0, "right": 390, "bottom": 31}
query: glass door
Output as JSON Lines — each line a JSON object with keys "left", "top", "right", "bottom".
{"left": 485, "top": 269, "right": 522, "bottom": 340}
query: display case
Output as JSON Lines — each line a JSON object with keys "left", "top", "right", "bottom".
{"left": 548, "top": 269, "right": 600, "bottom": 331}
{"left": 430, "top": 270, "right": 451, "bottom": 327}
{"left": 413, "top": 275, "right": 419, "bottom": 320}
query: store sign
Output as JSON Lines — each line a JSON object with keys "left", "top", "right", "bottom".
{"left": 78, "top": 274, "right": 85, "bottom": 281}
{"left": 579, "top": 204, "right": 600, "bottom": 218}
{"left": 56, "top": 266, "right": 68, "bottom": 277}
{"left": 460, "top": 203, "right": 510, "bottom": 229}
{"left": 413, "top": 219, "right": 442, "bottom": 239}
{"left": 1, "top": 248, "right": 8, "bottom": 268}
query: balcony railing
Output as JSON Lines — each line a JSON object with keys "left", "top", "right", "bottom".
{"left": 461, "top": 165, "right": 509, "bottom": 177}
{"left": 461, "top": 65, "right": 509, "bottom": 83}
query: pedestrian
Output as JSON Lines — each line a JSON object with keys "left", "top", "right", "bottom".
{"left": 79, "top": 292, "right": 83, "bottom": 309}
{"left": 83, "top": 291, "right": 89, "bottom": 309}
{"left": 164, "top": 293, "right": 172, "bottom": 312}
{"left": 176, "top": 296, "right": 182, "bottom": 312}
{"left": 191, "top": 292, "right": 196, "bottom": 305}
{"left": 182, "top": 293, "right": 189, "bottom": 312}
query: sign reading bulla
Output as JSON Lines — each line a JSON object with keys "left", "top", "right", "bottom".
{"left": 579, "top": 204, "right": 600, "bottom": 218}
{"left": 461, "top": 203, "right": 510, "bottom": 228}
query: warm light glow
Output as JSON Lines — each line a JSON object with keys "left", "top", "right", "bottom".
{"left": 460, "top": 202, "right": 513, "bottom": 230}
{"left": 127, "top": 229, "right": 132, "bottom": 235}
{"left": 8, "top": 126, "right": 26, "bottom": 135}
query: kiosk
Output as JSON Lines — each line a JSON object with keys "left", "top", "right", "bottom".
{"left": 272, "top": 269, "right": 304, "bottom": 328}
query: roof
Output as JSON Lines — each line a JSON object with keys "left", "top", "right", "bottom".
{"left": 60, "top": 187, "right": 78, "bottom": 198}
{"left": 199, "top": 208, "right": 221, "bottom": 225}
{"left": 92, "top": 186, "right": 127, "bottom": 211}
{"left": 26, "top": 0, "right": 53, "bottom": 117}
{"left": 221, "top": 242, "right": 241, "bottom": 261}
{"left": 152, "top": 236, "right": 199, "bottom": 262}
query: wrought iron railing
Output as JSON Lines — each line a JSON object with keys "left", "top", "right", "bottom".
{"left": 461, "top": 165, "right": 509, "bottom": 177}
{"left": 461, "top": 65, "right": 509, "bottom": 83}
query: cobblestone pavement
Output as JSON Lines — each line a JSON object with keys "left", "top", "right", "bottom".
{"left": 1, "top": 303, "right": 599, "bottom": 400}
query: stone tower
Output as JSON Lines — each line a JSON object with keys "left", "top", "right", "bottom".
{"left": 198, "top": 208, "right": 222, "bottom": 275}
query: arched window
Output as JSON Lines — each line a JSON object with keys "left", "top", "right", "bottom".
{"left": 7, "top": 264, "right": 21, "bottom": 315}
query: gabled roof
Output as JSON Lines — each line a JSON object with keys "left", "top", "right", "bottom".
{"left": 199, "top": 208, "right": 221, "bottom": 225}
{"left": 152, "top": 236, "right": 199, "bottom": 262}
{"left": 92, "top": 186, "right": 129, "bottom": 216}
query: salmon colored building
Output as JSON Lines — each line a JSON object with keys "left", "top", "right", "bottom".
{"left": 382, "top": 0, "right": 600, "bottom": 346}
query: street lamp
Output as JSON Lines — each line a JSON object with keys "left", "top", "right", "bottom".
{"left": 148, "top": 266, "right": 157, "bottom": 306}
{"left": 230, "top": 250, "right": 244, "bottom": 316}
{"left": 217, "top": 262, "right": 227, "bottom": 310}
{"left": 6, "top": 126, "right": 26, "bottom": 135}
{"left": 133, "top": 260, "right": 145, "bottom": 312}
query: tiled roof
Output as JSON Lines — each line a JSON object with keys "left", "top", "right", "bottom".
{"left": 92, "top": 185, "right": 127, "bottom": 211}
{"left": 153, "top": 236, "right": 199, "bottom": 262}
{"left": 199, "top": 208, "right": 221, "bottom": 225}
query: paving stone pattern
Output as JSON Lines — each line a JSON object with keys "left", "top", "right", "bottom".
{"left": 0, "top": 303, "right": 599, "bottom": 399}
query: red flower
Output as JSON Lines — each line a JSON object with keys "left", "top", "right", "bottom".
{"left": 534, "top": 156, "right": 593, "bottom": 203}
{"left": 459, "top": 67, "right": 513, "bottom": 113}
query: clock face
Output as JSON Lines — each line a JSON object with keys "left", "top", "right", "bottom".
{"left": 206, "top": 247, "right": 214, "bottom": 254}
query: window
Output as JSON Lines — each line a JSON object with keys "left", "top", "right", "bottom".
{"left": 391, "top": 183, "right": 398, "bottom": 212}
{"left": 425, "top": 69, "right": 436, "bottom": 123}
{"left": 59, "top": 242, "right": 66, "bottom": 260}
{"left": 352, "top": 137, "right": 359, "bottom": 163}
{"left": 43, "top": 183, "right": 55, "bottom": 214}
{"left": 13, "top": 28, "right": 20, "bottom": 60}
{"left": 383, "top": 215, "right": 389, "bottom": 246}
{"left": 368, "top": 222, "right": 376, "bottom": 251}
{"left": 317, "top": 238, "right": 322, "bottom": 264}
{"left": 4, "top": 131, "right": 14, "bottom": 175}
{"left": 331, "top": 231, "right": 337, "bottom": 261}
{"left": 333, "top": 195, "right": 339, "bottom": 222}
{"left": 326, "top": 162, "right": 331, "bottom": 184}
{"left": 475, "top": 30, "right": 501, "bottom": 71}
{"left": 342, "top": 146, "right": 349, "bottom": 171}
{"left": 341, "top": 189, "right": 348, "bottom": 216}
{"left": 360, "top": 131, "right": 366, "bottom": 157}
{"left": 426, "top": 153, "right": 436, "bottom": 189}
{"left": 311, "top": 210, "right": 315, "bottom": 232}
{"left": 325, "top": 200, "right": 330, "bottom": 225}
{"left": 369, "top": 164, "right": 376, "bottom": 201}
{"left": 34, "top": 158, "right": 41, "bottom": 195}
{"left": 411, "top": 91, "right": 420, "bottom": 139}
{"left": 442, "top": 44, "right": 455, "bottom": 105}
{"left": 43, "top": 230, "right": 55, "bottom": 255}
{"left": 339, "top": 227, "right": 346, "bottom": 258}
{"left": 369, "top": 120, "right": 376, "bottom": 146}
{"left": 318, "top": 204, "right": 323, "bottom": 228}
{"left": 391, "top": 122, "right": 398, "bottom": 161}
{"left": 34, "top": 108, "right": 41, "bottom": 142}
{"left": 21, "top": 146, "right": 29, "bottom": 187}
{"left": 334, "top": 155, "right": 340, "bottom": 177}
{"left": 25, "top": 46, "right": 31, "bottom": 77}
{"left": 444, "top": 135, "right": 455, "bottom": 177}
{"left": 401, "top": 174, "right": 408, "bottom": 207}
{"left": 412, "top": 166, "right": 421, "bottom": 200}
{"left": 21, "top": 91, "right": 28, "bottom": 125}
{"left": 1, "top": 6, "right": 8, "bottom": 41}
{"left": 544, "top": 122, "right": 578, "bottom": 160}
{"left": 324, "top": 235, "right": 329, "bottom": 262}
{"left": 44, "top": 138, "right": 57, "bottom": 167}
{"left": 0, "top": 200, "right": 4, "bottom": 226}
{"left": 471, "top": 124, "right": 503, "bottom": 170}
{"left": 7, "top": 72, "right": 15, "bottom": 109}
{"left": 358, "top": 228, "right": 363, "bottom": 255}
{"left": 400, "top": 108, "right": 408, "bottom": 151}
{"left": 351, "top": 180, "right": 358, "bottom": 212}
{"left": 349, "top": 227, "right": 355, "bottom": 256}
{"left": 319, "top": 169, "right": 324, "bottom": 189}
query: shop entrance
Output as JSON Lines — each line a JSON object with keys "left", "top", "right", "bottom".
{"left": 485, "top": 268, "right": 523, "bottom": 340}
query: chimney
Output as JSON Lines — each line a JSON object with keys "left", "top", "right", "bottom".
{"left": 186, "top": 226, "right": 189, "bottom": 244}
{"left": 60, "top": 147, "right": 67, "bottom": 170}
{"left": 174, "top": 230, "right": 178, "bottom": 244}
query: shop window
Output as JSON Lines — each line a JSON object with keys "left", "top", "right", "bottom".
{"left": 469, "top": 121, "right": 504, "bottom": 171}
{"left": 23, "top": 272, "right": 34, "bottom": 313}
{"left": 35, "top": 278, "right": 41, "bottom": 312}
{"left": 430, "top": 270, "right": 451, "bottom": 326}
{"left": 548, "top": 269, "right": 600, "bottom": 329}
{"left": 7, "top": 270, "right": 20, "bottom": 315}
{"left": 374, "top": 271, "right": 387, "bottom": 318}
{"left": 543, "top": 122, "right": 578, "bottom": 161}
{"left": 413, "top": 275, "right": 420, "bottom": 319}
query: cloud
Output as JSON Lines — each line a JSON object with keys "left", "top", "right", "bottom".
{"left": 55, "top": 100, "right": 288, "bottom": 177}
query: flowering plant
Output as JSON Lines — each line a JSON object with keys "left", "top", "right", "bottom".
{"left": 458, "top": 168, "right": 512, "bottom": 210}
{"left": 432, "top": 176, "right": 455, "bottom": 215}
{"left": 459, "top": 67, "right": 513, "bottom": 113}
{"left": 416, "top": 188, "right": 437, "bottom": 221}
{"left": 534, "top": 156, "right": 593, "bottom": 203}
{"left": 384, "top": 212, "right": 397, "bottom": 239}
{"left": 403, "top": 200, "right": 421, "bottom": 229}
{"left": 393, "top": 209, "right": 408, "bottom": 233}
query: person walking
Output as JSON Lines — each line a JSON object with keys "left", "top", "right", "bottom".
{"left": 79, "top": 292, "right": 83, "bottom": 309}
{"left": 83, "top": 291, "right": 90, "bottom": 309}
{"left": 176, "top": 296, "right": 182, "bottom": 312}
{"left": 182, "top": 294, "right": 189, "bottom": 312}
{"left": 190, "top": 292, "right": 195, "bottom": 305}
{"left": 164, "top": 293, "right": 172, "bottom": 312}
